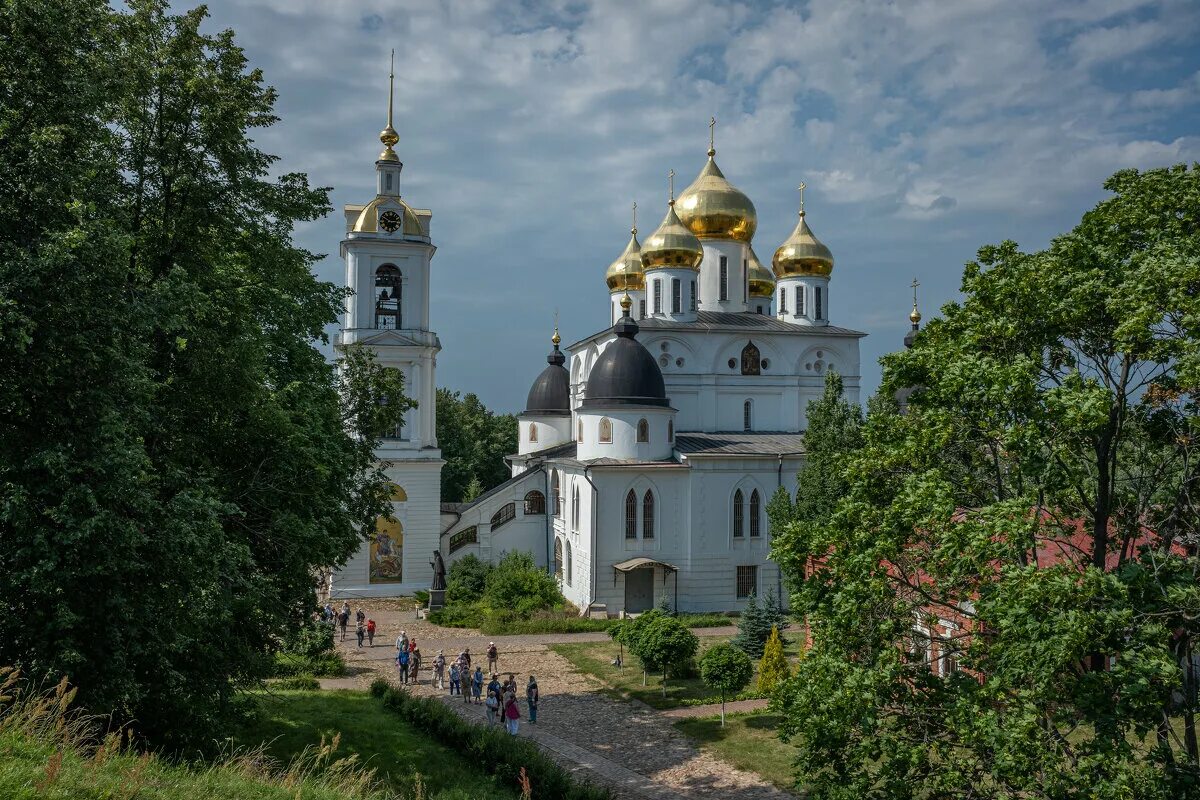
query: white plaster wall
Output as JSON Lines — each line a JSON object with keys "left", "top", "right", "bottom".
{"left": 776, "top": 276, "right": 831, "bottom": 328}
{"left": 644, "top": 268, "right": 699, "bottom": 322}
{"left": 697, "top": 240, "right": 749, "bottom": 313}
{"left": 576, "top": 408, "right": 675, "bottom": 461}
{"left": 517, "top": 414, "right": 571, "bottom": 457}
{"left": 333, "top": 458, "right": 443, "bottom": 598}
{"left": 441, "top": 469, "right": 553, "bottom": 571}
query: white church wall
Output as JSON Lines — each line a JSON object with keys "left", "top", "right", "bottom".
{"left": 576, "top": 408, "right": 674, "bottom": 461}
{"left": 440, "top": 469, "right": 551, "bottom": 572}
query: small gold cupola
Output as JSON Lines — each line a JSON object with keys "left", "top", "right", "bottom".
{"left": 675, "top": 118, "right": 757, "bottom": 243}
{"left": 747, "top": 247, "right": 776, "bottom": 297}
{"left": 605, "top": 203, "right": 646, "bottom": 292}
{"left": 772, "top": 182, "right": 834, "bottom": 278}
{"left": 641, "top": 171, "right": 704, "bottom": 271}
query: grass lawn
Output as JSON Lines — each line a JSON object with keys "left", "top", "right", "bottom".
{"left": 674, "top": 713, "right": 802, "bottom": 794}
{"left": 550, "top": 634, "right": 801, "bottom": 710}
{"left": 235, "top": 689, "right": 518, "bottom": 799}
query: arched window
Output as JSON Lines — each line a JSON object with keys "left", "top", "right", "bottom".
{"left": 551, "top": 471, "right": 561, "bottom": 517}
{"left": 554, "top": 538, "right": 563, "bottom": 579}
{"left": 572, "top": 483, "right": 580, "bottom": 530}
{"left": 566, "top": 540, "right": 573, "bottom": 586}
{"left": 577, "top": 419, "right": 584, "bottom": 443}
{"left": 642, "top": 490, "right": 655, "bottom": 539}
{"left": 740, "top": 341, "right": 761, "bottom": 375}
{"left": 599, "top": 417, "right": 613, "bottom": 443}
{"left": 491, "top": 502, "right": 516, "bottom": 530}
{"left": 637, "top": 418, "right": 649, "bottom": 443}
{"left": 668, "top": 419, "right": 674, "bottom": 443}
{"left": 733, "top": 490, "right": 745, "bottom": 538}
{"left": 743, "top": 399, "right": 753, "bottom": 432}
{"left": 625, "top": 490, "right": 637, "bottom": 539}
{"left": 524, "top": 490, "right": 546, "bottom": 515}
{"left": 374, "top": 265, "right": 402, "bottom": 329}
{"left": 750, "top": 489, "right": 762, "bottom": 538}
{"left": 529, "top": 423, "right": 538, "bottom": 443}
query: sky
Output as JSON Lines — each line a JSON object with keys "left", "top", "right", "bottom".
{"left": 197, "top": 0, "right": 1200, "bottom": 414}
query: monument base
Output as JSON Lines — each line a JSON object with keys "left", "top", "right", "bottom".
{"left": 428, "top": 588, "right": 445, "bottom": 611}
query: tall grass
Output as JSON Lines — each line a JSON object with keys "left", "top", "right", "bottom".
{"left": 0, "top": 666, "right": 476, "bottom": 799}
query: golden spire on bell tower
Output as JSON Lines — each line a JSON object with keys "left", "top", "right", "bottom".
{"left": 909, "top": 278, "right": 922, "bottom": 327}
{"left": 379, "top": 49, "right": 400, "bottom": 162}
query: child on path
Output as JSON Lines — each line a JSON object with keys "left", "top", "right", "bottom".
{"left": 410, "top": 648, "right": 422, "bottom": 685}
{"left": 526, "top": 675, "right": 539, "bottom": 725}
{"left": 487, "top": 642, "right": 498, "bottom": 673}
{"left": 503, "top": 689, "right": 520, "bottom": 736}
{"left": 449, "top": 663, "right": 461, "bottom": 696}
{"left": 471, "top": 667, "right": 484, "bottom": 703}
{"left": 366, "top": 619, "right": 376, "bottom": 646}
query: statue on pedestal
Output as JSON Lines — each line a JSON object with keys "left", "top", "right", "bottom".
{"left": 430, "top": 549, "right": 447, "bottom": 591}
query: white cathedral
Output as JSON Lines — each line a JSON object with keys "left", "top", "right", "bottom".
{"left": 332, "top": 80, "right": 867, "bottom": 615}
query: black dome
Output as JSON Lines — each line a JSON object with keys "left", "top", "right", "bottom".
{"left": 525, "top": 344, "right": 570, "bottom": 415}
{"left": 580, "top": 313, "right": 669, "bottom": 408}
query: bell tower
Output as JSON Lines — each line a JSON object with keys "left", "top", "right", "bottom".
{"left": 334, "top": 51, "right": 443, "bottom": 597}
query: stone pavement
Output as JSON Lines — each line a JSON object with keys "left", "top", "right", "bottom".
{"left": 333, "top": 601, "right": 794, "bottom": 799}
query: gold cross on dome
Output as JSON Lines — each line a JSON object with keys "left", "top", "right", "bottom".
{"left": 797, "top": 181, "right": 806, "bottom": 212}
{"left": 632, "top": 201, "right": 637, "bottom": 233}
{"left": 709, "top": 116, "right": 716, "bottom": 151}
{"left": 668, "top": 169, "right": 675, "bottom": 203}
{"left": 911, "top": 277, "right": 920, "bottom": 304}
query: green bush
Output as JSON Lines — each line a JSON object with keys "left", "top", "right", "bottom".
{"left": 369, "top": 677, "right": 390, "bottom": 697}
{"left": 377, "top": 685, "right": 611, "bottom": 800}
{"left": 272, "top": 674, "right": 320, "bottom": 690}
{"left": 272, "top": 650, "right": 346, "bottom": 678}
{"left": 483, "top": 551, "right": 562, "bottom": 616}
{"left": 428, "top": 603, "right": 483, "bottom": 628}
{"left": 446, "top": 554, "right": 493, "bottom": 606}
{"left": 481, "top": 612, "right": 612, "bottom": 635}
{"left": 287, "top": 620, "right": 337, "bottom": 659}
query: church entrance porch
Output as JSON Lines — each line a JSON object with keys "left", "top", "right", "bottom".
{"left": 613, "top": 557, "right": 678, "bottom": 614}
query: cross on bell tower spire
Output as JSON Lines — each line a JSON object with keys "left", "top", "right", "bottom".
{"left": 910, "top": 277, "right": 922, "bottom": 328}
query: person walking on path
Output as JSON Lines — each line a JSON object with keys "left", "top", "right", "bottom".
{"left": 487, "top": 642, "right": 498, "bottom": 674}
{"left": 396, "top": 630, "right": 408, "bottom": 654}
{"left": 449, "top": 663, "right": 461, "bottom": 696}
{"left": 471, "top": 666, "right": 484, "bottom": 704}
{"left": 355, "top": 607, "right": 365, "bottom": 626}
{"left": 503, "top": 688, "right": 521, "bottom": 736}
{"left": 366, "top": 618, "right": 376, "bottom": 646}
{"left": 338, "top": 608, "right": 349, "bottom": 641}
{"left": 433, "top": 650, "right": 446, "bottom": 689}
{"left": 355, "top": 620, "right": 365, "bottom": 649}
{"left": 410, "top": 648, "right": 422, "bottom": 685}
{"left": 397, "top": 647, "right": 410, "bottom": 684}
{"left": 486, "top": 673, "right": 502, "bottom": 725}
{"left": 526, "top": 675, "right": 539, "bottom": 725}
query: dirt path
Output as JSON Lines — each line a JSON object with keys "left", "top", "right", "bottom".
{"left": 334, "top": 603, "right": 792, "bottom": 799}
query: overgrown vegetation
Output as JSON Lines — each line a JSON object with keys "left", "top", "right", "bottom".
{"left": 370, "top": 679, "right": 611, "bottom": 800}
{"left": 272, "top": 622, "right": 346, "bottom": 679}
{"left": 236, "top": 688, "right": 517, "bottom": 799}
{"left": 0, "top": 668, "right": 474, "bottom": 800}
{"left": 432, "top": 552, "right": 568, "bottom": 630}
{"left": 0, "top": 0, "right": 409, "bottom": 749}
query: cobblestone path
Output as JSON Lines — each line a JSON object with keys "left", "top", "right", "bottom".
{"left": 333, "top": 602, "right": 793, "bottom": 799}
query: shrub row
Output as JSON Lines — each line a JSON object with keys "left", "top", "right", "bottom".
{"left": 270, "top": 674, "right": 321, "bottom": 690}
{"left": 272, "top": 650, "right": 346, "bottom": 678}
{"left": 677, "top": 688, "right": 765, "bottom": 707}
{"left": 429, "top": 609, "right": 735, "bottom": 635}
{"left": 370, "top": 679, "right": 611, "bottom": 800}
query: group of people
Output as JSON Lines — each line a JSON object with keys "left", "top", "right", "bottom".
{"left": 322, "top": 601, "right": 377, "bottom": 648}
{"left": 392, "top": 636, "right": 539, "bottom": 735}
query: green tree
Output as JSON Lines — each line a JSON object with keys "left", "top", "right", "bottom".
{"left": 757, "top": 626, "right": 790, "bottom": 695}
{"left": 772, "top": 166, "right": 1200, "bottom": 798}
{"left": 732, "top": 591, "right": 788, "bottom": 659}
{"left": 436, "top": 388, "right": 517, "bottom": 503}
{"left": 630, "top": 614, "right": 699, "bottom": 697}
{"left": 0, "top": 0, "right": 407, "bottom": 749}
{"left": 483, "top": 550, "right": 563, "bottom": 616}
{"left": 699, "top": 642, "right": 754, "bottom": 726}
{"left": 444, "top": 553, "right": 493, "bottom": 606}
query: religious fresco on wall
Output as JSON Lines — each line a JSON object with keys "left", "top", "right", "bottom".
{"left": 370, "top": 516, "right": 404, "bottom": 583}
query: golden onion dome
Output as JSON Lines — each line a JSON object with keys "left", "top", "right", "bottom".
{"left": 641, "top": 201, "right": 703, "bottom": 271}
{"left": 772, "top": 211, "right": 834, "bottom": 278}
{"left": 352, "top": 196, "right": 423, "bottom": 235}
{"left": 747, "top": 248, "right": 775, "bottom": 297}
{"left": 675, "top": 150, "right": 757, "bottom": 243}
{"left": 605, "top": 228, "right": 645, "bottom": 292}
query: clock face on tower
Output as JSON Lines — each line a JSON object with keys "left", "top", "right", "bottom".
{"left": 379, "top": 210, "right": 403, "bottom": 233}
